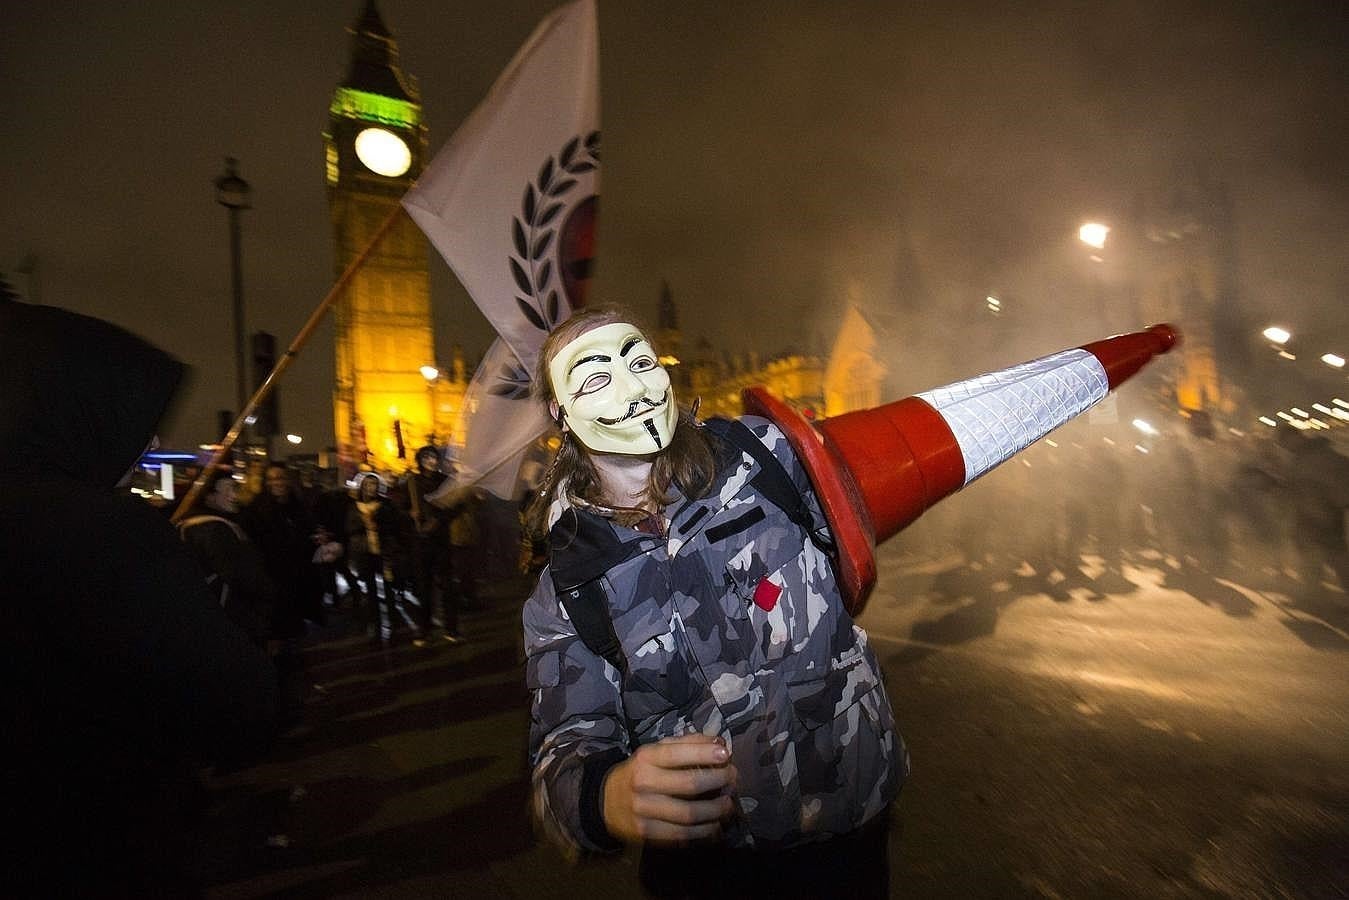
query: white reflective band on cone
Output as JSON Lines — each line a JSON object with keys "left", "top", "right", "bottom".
{"left": 916, "top": 348, "right": 1109, "bottom": 485}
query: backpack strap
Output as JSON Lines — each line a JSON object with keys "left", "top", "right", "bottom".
{"left": 549, "top": 508, "right": 648, "bottom": 676}
{"left": 177, "top": 514, "right": 246, "bottom": 542}
{"left": 177, "top": 515, "right": 241, "bottom": 609}
{"left": 702, "top": 417, "right": 835, "bottom": 554}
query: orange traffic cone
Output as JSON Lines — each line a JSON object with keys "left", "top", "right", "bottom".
{"left": 743, "top": 324, "right": 1179, "bottom": 615}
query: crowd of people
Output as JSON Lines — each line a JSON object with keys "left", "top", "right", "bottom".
{"left": 914, "top": 413, "right": 1349, "bottom": 604}
{"left": 182, "top": 448, "right": 492, "bottom": 657}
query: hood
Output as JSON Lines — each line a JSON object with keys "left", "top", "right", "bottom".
{"left": 0, "top": 302, "right": 185, "bottom": 487}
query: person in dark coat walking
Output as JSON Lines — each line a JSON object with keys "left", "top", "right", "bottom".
{"left": 296, "top": 466, "right": 343, "bottom": 607}
{"left": 177, "top": 468, "right": 278, "bottom": 649}
{"left": 406, "top": 445, "right": 462, "bottom": 645}
{"left": 0, "top": 302, "right": 279, "bottom": 898}
{"left": 437, "top": 477, "right": 485, "bottom": 620}
{"left": 1277, "top": 429, "right": 1349, "bottom": 598}
{"left": 239, "top": 462, "right": 324, "bottom": 725}
{"left": 239, "top": 463, "right": 324, "bottom": 632}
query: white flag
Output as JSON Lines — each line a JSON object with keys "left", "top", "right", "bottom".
{"left": 451, "top": 336, "right": 554, "bottom": 497}
{"left": 403, "top": 0, "right": 599, "bottom": 498}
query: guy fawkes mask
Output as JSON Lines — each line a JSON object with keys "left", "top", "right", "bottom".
{"left": 548, "top": 322, "right": 678, "bottom": 455}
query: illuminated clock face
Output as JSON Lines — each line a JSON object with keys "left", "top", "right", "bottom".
{"left": 354, "top": 127, "right": 411, "bottom": 177}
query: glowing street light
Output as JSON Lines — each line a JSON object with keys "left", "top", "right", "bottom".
{"left": 1262, "top": 326, "right": 1291, "bottom": 345}
{"left": 1078, "top": 222, "right": 1110, "bottom": 250}
{"left": 1321, "top": 353, "right": 1345, "bottom": 369}
{"left": 285, "top": 433, "right": 303, "bottom": 445}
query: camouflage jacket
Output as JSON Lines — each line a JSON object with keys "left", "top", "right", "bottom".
{"left": 524, "top": 416, "right": 906, "bottom": 854}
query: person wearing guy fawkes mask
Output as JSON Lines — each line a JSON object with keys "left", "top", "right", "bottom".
{"left": 522, "top": 307, "right": 904, "bottom": 899}
{"left": 406, "top": 445, "right": 461, "bottom": 646}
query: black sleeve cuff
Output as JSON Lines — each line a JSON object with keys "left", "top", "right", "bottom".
{"left": 578, "top": 747, "right": 629, "bottom": 852}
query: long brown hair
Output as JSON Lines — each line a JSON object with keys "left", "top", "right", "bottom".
{"left": 525, "top": 306, "right": 717, "bottom": 535}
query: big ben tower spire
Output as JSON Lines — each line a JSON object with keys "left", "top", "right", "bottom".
{"left": 325, "top": 1, "right": 434, "bottom": 472}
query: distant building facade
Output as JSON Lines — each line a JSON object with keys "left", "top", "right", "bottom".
{"left": 654, "top": 286, "right": 890, "bottom": 425}
{"left": 1125, "top": 178, "right": 1239, "bottom": 428}
{"left": 823, "top": 305, "right": 887, "bottom": 416}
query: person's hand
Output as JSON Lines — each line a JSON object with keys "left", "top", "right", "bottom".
{"left": 601, "top": 733, "right": 738, "bottom": 846}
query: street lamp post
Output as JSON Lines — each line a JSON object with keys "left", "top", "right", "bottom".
{"left": 214, "top": 157, "right": 251, "bottom": 419}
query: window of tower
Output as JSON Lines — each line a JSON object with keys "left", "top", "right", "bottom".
{"left": 326, "top": 143, "right": 339, "bottom": 186}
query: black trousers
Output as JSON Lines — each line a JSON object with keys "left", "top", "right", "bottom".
{"left": 638, "top": 813, "right": 891, "bottom": 900}
{"left": 448, "top": 543, "right": 479, "bottom": 612}
{"left": 355, "top": 553, "right": 391, "bottom": 631}
{"left": 412, "top": 535, "right": 456, "bottom": 634}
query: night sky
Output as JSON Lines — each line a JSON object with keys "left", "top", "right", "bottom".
{"left": 2, "top": 1, "right": 1345, "bottom": 450}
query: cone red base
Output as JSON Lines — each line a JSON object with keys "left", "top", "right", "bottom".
{"left": 744, "top": 323, "right": 1179, "bottom": 617}
{"left": 742, "top": 386, "right": 877, "bottom": 615}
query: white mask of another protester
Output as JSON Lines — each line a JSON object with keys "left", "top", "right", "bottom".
{"left": 548, "top": 322, "right": 678, "bottom": 455}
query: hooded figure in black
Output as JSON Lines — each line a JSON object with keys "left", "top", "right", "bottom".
{"left": 0, "top": 303, "right": 280, "bottom": 897}
{"left": 406, "top": 444, "right": 460, "bottom": 644}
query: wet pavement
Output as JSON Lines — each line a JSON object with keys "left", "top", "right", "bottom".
{"left": 196, "top": 575, "right": 642, "bottom": 899}
{"left": 194, "top": 546, "right": 1349, "bottom": 899}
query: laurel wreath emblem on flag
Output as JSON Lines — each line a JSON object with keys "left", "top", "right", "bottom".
{"left": 510, "top": 131, "right": 599, "bottom": 331}
{"left": 492, "top": 130, "right": 600, "bottom": 399}
{"left": 400, "top": 0, "right": 599, "bottom": 495}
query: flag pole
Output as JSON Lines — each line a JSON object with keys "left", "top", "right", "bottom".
{"left": 171, "top": 202, "right": 408, "bottom": 524}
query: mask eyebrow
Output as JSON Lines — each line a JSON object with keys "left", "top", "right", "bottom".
{"left": 568, "top": 353, "right": 610, "bottom": 376}
{"left": 619, "top": 336, "right": 642, "bottom": 358}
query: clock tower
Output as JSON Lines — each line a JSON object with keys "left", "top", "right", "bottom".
{"left": 326, "top": 1, "right": 434, "bottom": 472}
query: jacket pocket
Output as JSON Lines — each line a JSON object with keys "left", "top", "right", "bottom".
{"left": 786, "top": 642, "right": 897, "bottom": 834}
{"left": 525, "top": 648, "right": 562, "bottom": 690}
{"left": 720, "top": 511, "right": 800, "bottom": 599}
{"left": 722, "top": 532, "right": 822, "bottom": 664}
{"left": 785, "top": 642, "right": 880, "bottom": 732}
{"left": 612, "top": 594, "right": 699, "bottom": 730}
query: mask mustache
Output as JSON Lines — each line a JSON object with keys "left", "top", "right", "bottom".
{"left": 595, "top": 392, "right": 667, "bottom": 426}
